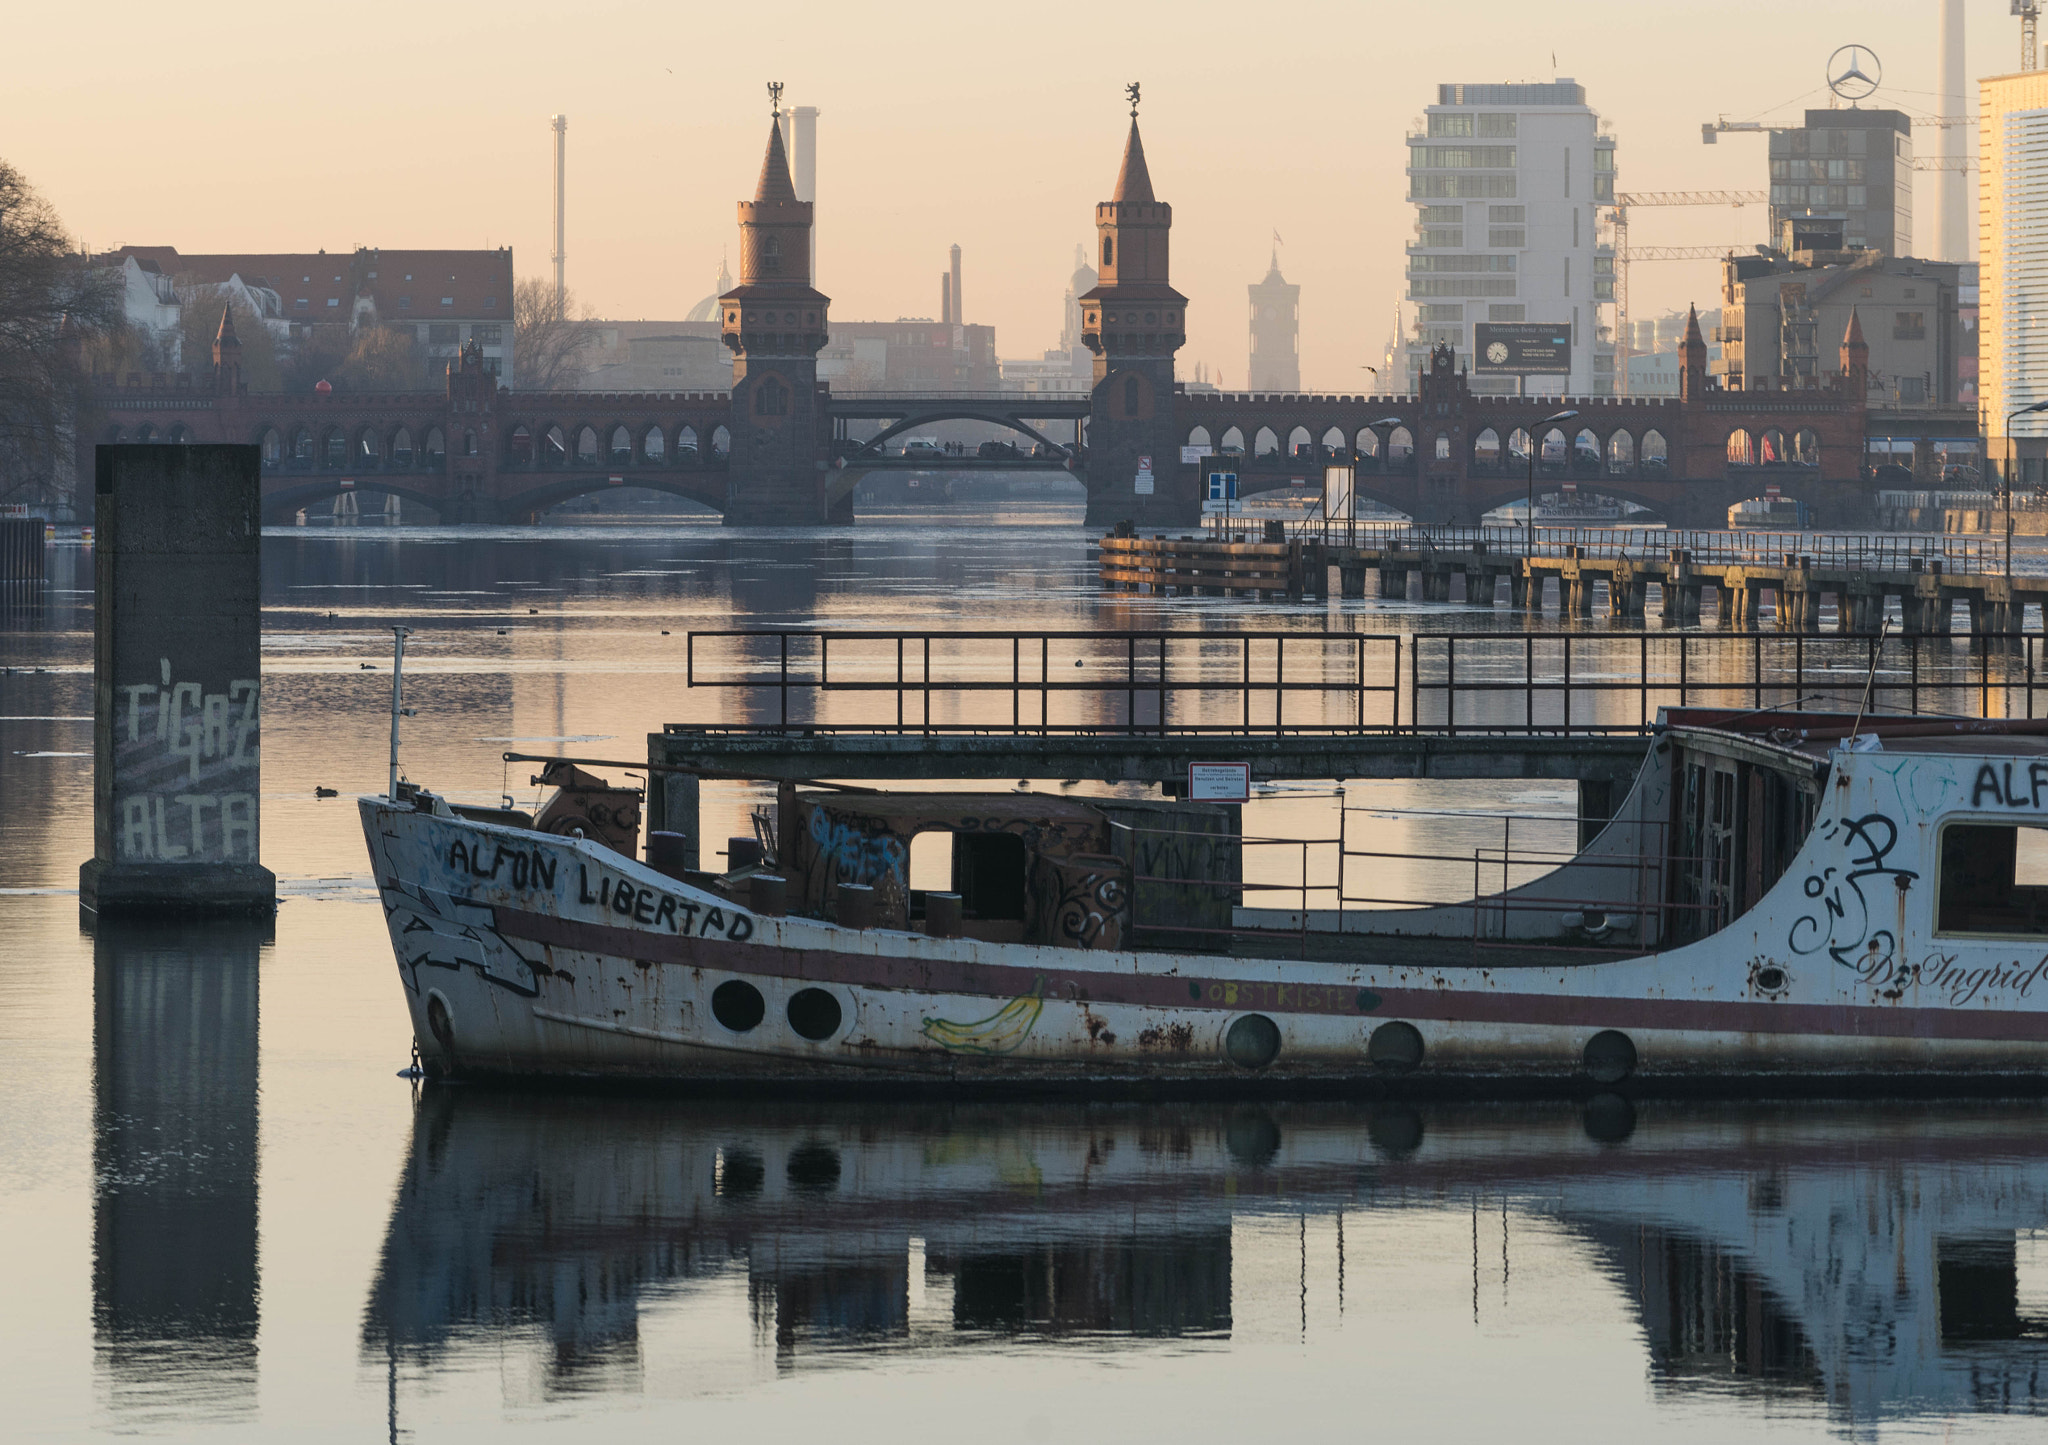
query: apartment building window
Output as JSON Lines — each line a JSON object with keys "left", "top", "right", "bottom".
{"left": 1489, "top": 206, "right": 1525, "bottom": 223}
{"left": 1422, "top": 228, "right": 1464, "bottom": 247}
{"left": 294, "top": 298, "right": 309, "bottom": 311}
{"left": 1564, "top": 258, "right": 1570, "bottom": 296}
{"left": 429, "top": 323, "right": 460, "bottom": 344}
{"left": 1413, "top": 176, "right": 1517, "bottom": 198}
{"left": 1408, "top": 145, "right": 1518, "bottom": 168}
{"left": 1488, "top": 305, "right": 1526, "bottom": 322}
{"left": 1489, "top": 229, "right": 1525, "bottom": 247}
{"left": 1419, "top": 205, "right": 1464, "bottom": 223}
{"left": 1410, "top": 255, "right": 1515, "bottom": 273}
{"left": 1429, "top": 114, "right": 1474, "bottom": 137}
{"left": 1895, "top": 311, "right": 1927, "bottom": 340}
{"left": 399, "top": 297, "right": 412, "bottom": 310}
{"left": 440, "top": 297, "right": 454, "bottom": 307}
{"left": 472, "top": 324, "right": 502, "bottom": 344}
{"left": 1477, "top": 114, "right": 1516, "bottom": 138}
{"left": 484, "top": 296, "right": 497, "bottom": 309}
{"left": 1573, "top": 210, "right": 1579, "bottom": 246}
{"left": 1420, "top": 305, "right": 1464, "bottom": 321}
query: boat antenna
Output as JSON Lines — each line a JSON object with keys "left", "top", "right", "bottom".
{"left": 388, "top": 626, "right": 415, "bottom": 800}
{"left": 1848, "top": 616, "right": 1893, "bottom": 746}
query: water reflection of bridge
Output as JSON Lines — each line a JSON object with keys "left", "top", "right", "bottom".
{"left": 362, "top": 1094, "right": 2048, "bottom": 1428}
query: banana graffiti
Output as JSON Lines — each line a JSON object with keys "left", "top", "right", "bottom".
{"left": 921, "top": 978, "right": 1045, "bottom": 1055}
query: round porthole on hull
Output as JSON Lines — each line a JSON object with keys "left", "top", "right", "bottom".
{"left": 712, "top": 979, "right": 767, "bottom": 1032}
{"left": 787, "top": 987, "right": 843, "bottom": 1041}
{"left": 425, "top": 992, "right": 456, "bottom": 1054}
{"left": 1367, "top": 1020, "right": 1425, "bottom": 1073}
{"left": 1224, "top": 1013, "right": 1282, "bottom": 1069}
{"left": 1583, "top": 1029, "right": 1638, "bottom": 1085}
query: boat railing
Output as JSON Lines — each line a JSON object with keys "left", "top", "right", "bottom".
{"left": 683, "top": 627, "right": 2047, "bottom": 737}
{"left": 1110, "top": 807, "right": 1709, "bottom": 959}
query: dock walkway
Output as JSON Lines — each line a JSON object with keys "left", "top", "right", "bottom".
{"left": 1097, "top": 524, "right": 2037, "bottom": 635}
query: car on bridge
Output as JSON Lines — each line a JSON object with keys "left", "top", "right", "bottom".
{"left": 900, "top": 438, "right": 945, "bottom": 460}
{"left": 978, "top": 440, "right": 1020, "bottom": 459}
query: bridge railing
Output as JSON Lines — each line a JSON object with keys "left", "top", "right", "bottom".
{"left": 680, "top": 627, "right": 2047, "bottom": 737}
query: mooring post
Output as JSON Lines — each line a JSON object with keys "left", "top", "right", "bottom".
{"left": 80, "top": 445, "right": 276, "bottom": 917}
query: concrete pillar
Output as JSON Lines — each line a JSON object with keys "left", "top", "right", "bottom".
{"left": 1340, "top": 565, "right": 1366, "bottom": 599}
{"left": 81, "top": 445, "right": 276, "bottom": 916}
{"left": 1571, "top": 578, "right": 1594, "bottom": 616}
{"left": 1378, "top": 567, "right": 1406, "bottom": 600}
{"left": 649, "top": 768, "right": 702, "bottom": 872}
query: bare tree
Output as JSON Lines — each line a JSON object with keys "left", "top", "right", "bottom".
{"left": 0, "top": 160, "right": 121, "bottom": 505}
{"left": 513, "top": 276, "right": 596, "bottom": 392}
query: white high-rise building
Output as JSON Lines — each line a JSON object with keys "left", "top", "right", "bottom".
{"left": 1981, "top": 70, "right": 2048, "bottom": 483}
{"left": 1402, "top": 80, "right": 1616, "bottom": 396}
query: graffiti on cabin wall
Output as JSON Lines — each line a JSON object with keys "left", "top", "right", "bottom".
{"left": 112, "top": 658, "right": 261, "bottom": 862}
{"left": 1787, "top": 812, "right": 1918, "bottom": 967}
{"left": 1049, "top": 862, "right": 1128, "bottom": 950}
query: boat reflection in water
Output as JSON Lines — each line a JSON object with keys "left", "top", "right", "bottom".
{"left": 363, "top": 1092, "right": 2048, "bottom": 1428}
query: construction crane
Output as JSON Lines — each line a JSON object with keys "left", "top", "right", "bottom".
{"left": 1704, "top": 115, "right": 1969, "bottom": 143}
{"left": 1608, "top": 191, "right": 1766, "bottom": 395}
{"left": 2021, "top": 1, "right": 2042, "bottom": 72}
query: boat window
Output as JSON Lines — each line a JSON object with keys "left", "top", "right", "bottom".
{"left": 1938, "top": 823, "right": 2048, "bottom": 935}
{"left": 910, "top": 830, "right": 953, "bottom": 892}
{"left": 955, "top": 832, "right": 1027, "bottom": 921}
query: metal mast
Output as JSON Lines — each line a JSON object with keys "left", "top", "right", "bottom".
{"left": 550, "top": 115, "right": 568, "bottom": 314}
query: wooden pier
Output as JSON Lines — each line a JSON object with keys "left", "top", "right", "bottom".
{"left": 1097, "top": 524, "right": 2042, "bottom": 636}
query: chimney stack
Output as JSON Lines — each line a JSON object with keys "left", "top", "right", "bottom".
{"left": 940, "top": 273, "right": 952, "bottom": 324}
{"left": 550, "top": 115, "right": 568, "bottom": 312}
{"left": 791, "top": 106, "right": 819, "bottom": 283}
{"left": 949, "top": 243, "right": 963, "bottom": 326}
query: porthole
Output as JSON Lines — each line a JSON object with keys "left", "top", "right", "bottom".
{"left": 1367, "top": 1020, "right": 1424, "bottom": 1073}
{"left": 1224, "top": 1013, "right": 1281, "bottom": 1069}
{"left": 1583, "top": 1029, "right": 1637, "bottom": 1084}
{"left": 787, "top": 987, "right": 843, "bottom": 1041}
{"left": 712, "top": 979, "right": 766, "bottom": 1032}
{"left": 425, "top": 992, "right": 456, "bottom": 1053}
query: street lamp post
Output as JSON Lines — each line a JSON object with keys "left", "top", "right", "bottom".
{"left": 1526, "top": 408, "right": 1580, "bottom": 558}
{"left": 2006, "top": 400, "right": 2048, "bottom": 581}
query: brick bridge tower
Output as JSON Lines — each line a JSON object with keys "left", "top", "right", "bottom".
{"left": 1080, "top": 87, "right": 1192, "bottom": 528}
{"left": 721, "top": 85, "right": 832, "bottom": 526}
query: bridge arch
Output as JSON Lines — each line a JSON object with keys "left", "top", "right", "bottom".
{"left": 677, "top": 424, "right": 700, "bottom": 459}
{"left": 574, "top": 424, "right": 599, "bottom": 465}
{"left": 642, "top": 424, "right": 666, "bottom": 463}
{"left": 496, "top": 473, "right": 727, "bottom": 520}
{"left": 261, "top": 478, "right": 450, "bottom": 525}
{"left": 1220, "top": 425, "right": 1245, "bottom": 453}
{"left": 1606, "top": 429, "right": 1634, "bottom": 473}
{"left": 1186, "top": 425, "right": 1211, "bottom": 448}
{"left": 857, "top": 408, "right": 1071, "bottom": 455}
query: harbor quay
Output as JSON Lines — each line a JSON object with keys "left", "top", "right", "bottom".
{"left": 1100, "top": 524, "right": 2044, "bottom": 634}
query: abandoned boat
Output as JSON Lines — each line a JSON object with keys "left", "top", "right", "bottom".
{"left": 361, "top": 711, "right": 2048, "bottom": 1091}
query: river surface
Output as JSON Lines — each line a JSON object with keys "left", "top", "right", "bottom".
{"left": 5, "top": 499, "right": 2048, "bottom": 1441}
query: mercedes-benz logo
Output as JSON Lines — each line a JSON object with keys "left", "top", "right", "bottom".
{"left": 1827, "top": 45, "right": 1881, "bottom": 102}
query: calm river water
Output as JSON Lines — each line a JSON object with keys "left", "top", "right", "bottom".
{"left": 4, "top": 498, "right": 2047, "bottom": 1441}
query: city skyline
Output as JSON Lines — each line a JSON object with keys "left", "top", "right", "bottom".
{"left": 3, "top": 0, "right": 2004, "bottom": 388}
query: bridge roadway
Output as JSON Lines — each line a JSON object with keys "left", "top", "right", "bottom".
{"left": 1099, "top": 525, "right": 2040, "bottom": 635}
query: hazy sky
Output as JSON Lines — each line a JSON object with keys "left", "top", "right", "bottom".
{"left": 5, "top": 0, "right": 2006, "bottom": 387}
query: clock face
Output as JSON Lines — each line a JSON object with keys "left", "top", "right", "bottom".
{"left": 1486, "top": 341, "right": 1509, "bottom": 364}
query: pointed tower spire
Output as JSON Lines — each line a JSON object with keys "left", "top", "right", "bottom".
{"left": 1840, "top": 306, "right": 1869, "bottom": 395}
{"left": 1680, "top": 303, "right": 1708, "bottom": 402}
{"left": 1112, "top": 119, "right": 1156, "bottom": 204}
{"left": 754, "top": 117, "right": 798, "bottom": 204}
{"left": 215, "top": 302, "right": 240, "bottom": 347}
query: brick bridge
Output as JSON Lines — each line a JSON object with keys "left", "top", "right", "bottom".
{"left": 81, "top": 108, "right": 1919, "bottom": 531}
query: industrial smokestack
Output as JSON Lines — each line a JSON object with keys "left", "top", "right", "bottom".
{"left": 791, "top": 106, "right": 819, "bottom": 283}
{"left": 950, "top": 243, "right": 962, "bottom": 326}
{"left": 1937, "top": 0, "right": 1971, "bottom": 262}
{"left": 941, "top": 273, "right": 952, "bottom": 325}
{"left": 550, "top": 115, "right": 567, "bottom": 313}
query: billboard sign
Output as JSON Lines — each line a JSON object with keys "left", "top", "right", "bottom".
{"left": 1474, "top": 322, "right": 1571, "bottom": 375}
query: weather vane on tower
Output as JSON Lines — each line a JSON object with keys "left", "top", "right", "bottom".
{"left": 1126, "top": 81, "right": 1140, "bottom": 118}
{"left": 768, "top": 81, "right": 784, "bottom": 118}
